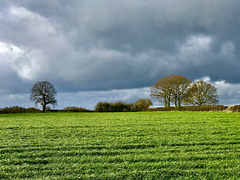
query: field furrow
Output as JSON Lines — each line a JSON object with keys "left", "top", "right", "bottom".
{"left": 0, "top": 111, "right": 240, "bottom": 179}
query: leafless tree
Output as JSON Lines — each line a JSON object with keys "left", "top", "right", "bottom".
{"left": 30, "top": 81, "right": 57, "bottom": 112}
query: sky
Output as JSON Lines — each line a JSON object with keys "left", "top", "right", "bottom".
{"left": 0, "top": 0, "right": 240, "bottom": 110}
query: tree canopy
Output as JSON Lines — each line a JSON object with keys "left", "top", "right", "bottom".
{"left": 150, "top": 75, "right": 173, "bottom": 107}
{"left": 170, "top": 75, "right": 191, "bottom": 107}
{"left": 150, "top": 75, "right": 191, "bottom": 107}
{"left": 30, "top": 81, "right": 57, "bottom": 112}
{"left": 150, "top": 75, "right": 218, "bottom": 107}
{"left": 184, "top": 81, "right": 219, "bottom": 105}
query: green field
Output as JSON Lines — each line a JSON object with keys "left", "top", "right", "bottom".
{"left": 0, "top": 112, "right": 240, "bottom": 179}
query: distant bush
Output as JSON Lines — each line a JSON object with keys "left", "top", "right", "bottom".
{"left": 149, "top": 107, "right": 176, "bottom": 111}
{"left": 0, "top": 106, "right": 41, "bottom": 114}
{"left": 95, "top": 102, "right": 110, "bottom": 112}
{"left": 95, "top": 102, "right": 133, "bottom": 112}
{"left": 226, "top": 105, "right": 240, "bottom": 112}
{"left": 133, "top": 99, "right": 153, "bottom": 111}
{"left": 180, "top": 105, "right": 226, "bottom": 112}
{"left": 62, "top": 106, "right": 92, "bottom": 112}
{"left": 0, "top": 106, "right": 25, "bottom": 113}
{"left": 95, "top": 102, "right": 108, "bottom": 112}
{"left": 95, "top": 99, "right": 153, "bottom": 112}
{"left": 150, "top": 105, "right": 226, "bottom": 112}
{"left": 111, "top": 102, "right": 132, "bottom": 112}
{"left": 25, "top": 107, "right": 41, "bottom": 113}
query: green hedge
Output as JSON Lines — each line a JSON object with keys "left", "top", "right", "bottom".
{"left": 95, "top": 99, "right": 153, "bottom": 112}
{"left": 226, "top": 105, "right": 240, "bottom": 112}
{"left": 62, "top": 106, "right": 92, "bottom": 112}
{"left": 0, "top": 106, "right": 41, "bottom": 114}
{"left": 150, "top": 105, "right": 226, "bottom": 112}
{"left": 149, "top": 107, "right": 176, "bottom": 111}
{"left": 95, "top": 102, "right": 133, "bottom": 112}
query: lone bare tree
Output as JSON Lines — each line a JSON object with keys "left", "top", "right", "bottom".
{"left": 30, "top": 81, "right": 57, "bottom": 112}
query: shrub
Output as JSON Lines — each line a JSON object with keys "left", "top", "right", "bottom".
{"left": 0, "top": 106, "right": 43, "bottom": 114}
{"left": 149, "top": 105, "right": 226, "bottom": 112}
{"left": 149, "top": 107, "right": 176, "bottom": 111}
{"left": 95, "top": 102, "right": 111, "bottom": 112}
{"left": 180, "top": 105, "right": 225, "bottom": 112}
{"left": 113, "top": 102, "right": 133, "bottom": 112}
{"left": 95, "top": 99, "right": 154, "bottom": 112}
{"left": 134, "top": 99, "right": 153, "bottom": 111}
{"left": 62, "top": 106, "right": 92, "bottom": 112}
{"left": 0, "top": 106, "right": 26, "bottom": 114}
{"left": 95, "top": 102, "right": 132, "bottom": 112}
{"left": 25, "top": 108, "right": 41, "bottom": 113}
{"left": 226, "top": 105, "right": 240, "bottom": 112}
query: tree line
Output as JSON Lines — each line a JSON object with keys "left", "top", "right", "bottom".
{"left": 28, "top": 81, "right": 153, "bottom": 112}
{"left": 27, "top": 75, "right": 219, "bottom": 112}
{"left": 150, "top": 75, "right": 219, "bottom": 107}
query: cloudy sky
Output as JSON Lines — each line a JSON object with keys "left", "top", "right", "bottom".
{"left": 0, "top": 0, "right": 240, "bottom": 110}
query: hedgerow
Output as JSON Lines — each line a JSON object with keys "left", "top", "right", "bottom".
{"left": 0, "top": 106, "right": 41, "bottom": 114}
{"left": 226, "top": 105, "right": 240, "bottom": 112}
{"left": 150, "top": 105, "right": 226, "bottom": 112}
{"left": 62, "top": 106, "right": 92, "bottom": 112}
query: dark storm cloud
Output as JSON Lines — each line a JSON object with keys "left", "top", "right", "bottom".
{"left": 0, "top": 0, "right": 240, "bottom": 107}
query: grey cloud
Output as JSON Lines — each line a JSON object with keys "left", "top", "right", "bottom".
{"left": 0, "top": 0, "right": 240, "bottom": 107}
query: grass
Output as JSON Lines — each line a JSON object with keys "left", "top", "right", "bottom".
{"left": 0, "top": 111, "right": 240, "bottom": 179}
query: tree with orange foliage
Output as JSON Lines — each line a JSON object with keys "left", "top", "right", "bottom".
{"left": 150, "top": 75, "right": 173, "bottom": 107}
{"left": 184, "top": 81, "right": 219, "bottom": 105}
{"left": 150, "top": 75, "right": 191, "bottom": 107}
{"left": 170, "top": 75, "right": 191, "bottom": 107}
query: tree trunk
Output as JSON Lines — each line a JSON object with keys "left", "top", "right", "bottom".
{"left": 167, "top": 99, "right": 170, "bottom": 107}
{"left": 178, "top": 100, "right": 181, "bottom": 107}
{"left": 174, "top": 99, "right": 177, "bottom": 107}
{"left": 42, "top": 104, "right": 46, "bottom": 113}
{"left": 164, "top": 97, "right": 167, "bottom": 107}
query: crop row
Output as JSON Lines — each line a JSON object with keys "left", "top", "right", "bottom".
{"left": 0, "top": 112, "right": 240, "bottom": 179}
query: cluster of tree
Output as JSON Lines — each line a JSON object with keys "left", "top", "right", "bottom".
{"left": 28, "top": 81, "right": 153, "bottom": 113}
{"left": 150, "top": 75, "right": 219, "bottom": 107}
{"left": 95, "top": 99, "right": 153, "bottom": 112}
{"left": 29, "top": 77, "right": 219, "bottom": 113}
